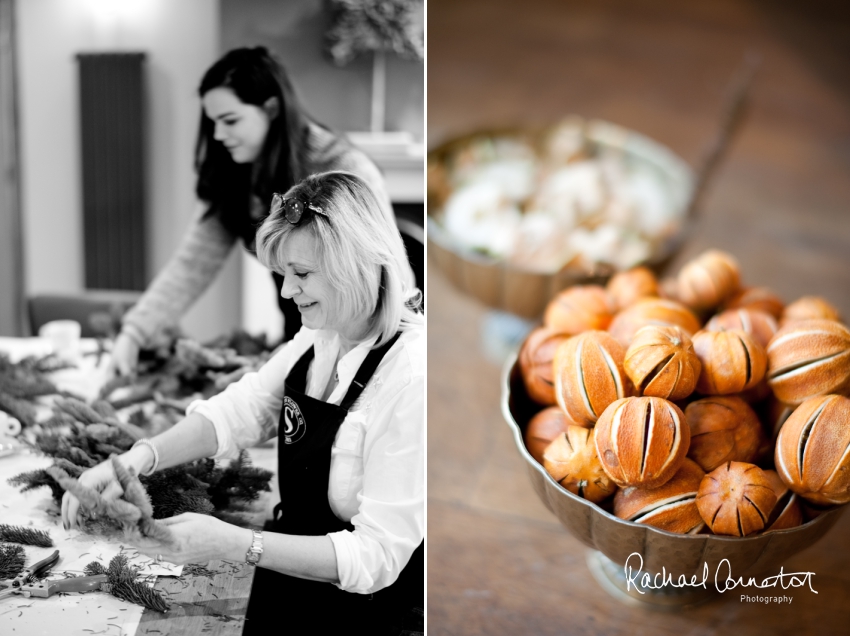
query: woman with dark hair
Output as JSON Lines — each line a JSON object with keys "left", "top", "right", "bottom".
{"left": 109, "top": 46, "right": 397, "bottom": 375}
{"left": 63, "top": 171, "right": 424, "bottom": 634}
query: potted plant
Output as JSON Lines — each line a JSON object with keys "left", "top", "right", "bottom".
{"left": 325, "top": 0, "right": 423, "bottom": 147}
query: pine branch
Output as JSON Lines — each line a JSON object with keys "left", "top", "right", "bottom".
{"left": 111, "top": 456, "right": 153, "bottom": 518}
{"left": 0, "top": 544, "right": 26, "bottom": 579}
{"left": 108, "top": 579, "right": 170, "bottom": 613}
{"left": 97, "top": 375, "right": 132, "bottom": 402}
{"left": 91, "top": 399, "right": 119, "bottom": 420}
{"left": 0, "top": 391, "right": 38, "bottom": 428}
{"left": 84, "top": 561, "right": 107, "bottom": 576}
{"left": 107, "top": 553, "right": 135, "bottom": 583}
{"left": 47, "top": 465, "right": 111, "bottom": 517}
{"left": 0, "top": 353, "right": 59, "bottom": 399}
{"left": 0, "top": 524, "right": 53, "bottom": 547}
{"left": 86, "top": 554, "right": 169, "bottom": 613}
{"left": 54, "top": 398, "right": 103, "bottom": 425}
{"left": 8, "top": 459, "right": 85, "bottom": 502}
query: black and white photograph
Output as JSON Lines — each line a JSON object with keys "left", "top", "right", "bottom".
{"left": 0, "top": 1, "right": 423, "bottom": 634}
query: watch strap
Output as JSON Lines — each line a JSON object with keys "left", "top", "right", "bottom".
{"left": 246, "top": 529, "right": 263, "bottom": 566}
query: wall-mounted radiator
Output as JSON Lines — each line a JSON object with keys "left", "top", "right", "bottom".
{"left": 77, "top": 52, "right": 146, "bottom": 290}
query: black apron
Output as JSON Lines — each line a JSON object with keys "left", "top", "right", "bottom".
{"left": 244, "top": 334, "right": 424, "bottom": 635}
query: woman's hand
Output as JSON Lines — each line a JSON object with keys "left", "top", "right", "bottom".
{"left": 60, "top": 459, "right": 122, "bottom": 530}
{"left": 133, "top": 513, "right": 249, "bottom": 565}
{"left": 108, "top": 332, "right": 140, "bottom": 378}
{"left": 61, "top": 444, "right": 155, "bottom": 530}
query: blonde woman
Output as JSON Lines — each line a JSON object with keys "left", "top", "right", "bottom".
{"left": 63, "top": 172, "right": 424, "bottom": 634}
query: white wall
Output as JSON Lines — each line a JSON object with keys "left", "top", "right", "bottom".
{"left": 17, "top": 0, "right": 241, "bottom": 341}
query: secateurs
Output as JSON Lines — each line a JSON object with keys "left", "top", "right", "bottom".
{"left": 0, "top": 550, "right": 108, "bottom": 601}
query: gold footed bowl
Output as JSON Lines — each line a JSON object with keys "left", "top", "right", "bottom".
{"left": 501, "top": 353, "right": 847, "bottom": 609}
{"left": 428, "top": 119, "right": 695, "bottom": 319}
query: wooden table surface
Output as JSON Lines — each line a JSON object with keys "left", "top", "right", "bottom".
{"left": 140, "top": 559, "right": 253, "bottom": 635}
{"left": 427, "top": 1, "right": 850, "bottom": 634}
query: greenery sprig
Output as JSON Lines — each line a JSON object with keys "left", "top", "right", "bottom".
{"left": 84, "top": 554, "right": 169, "bottom": 613}
{"left": 0, "top": 524, "right": 53, "bottom": 548}
{"left": 0, "top": 544, "right": 26, "bottom": 580}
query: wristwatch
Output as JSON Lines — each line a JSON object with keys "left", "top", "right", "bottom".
{"left": 245, "top": 530, "right": 263, "bottom": 566}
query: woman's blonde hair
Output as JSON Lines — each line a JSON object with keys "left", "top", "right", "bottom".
{"left": 255, "top": 171, "right": 422, "bottom": 346}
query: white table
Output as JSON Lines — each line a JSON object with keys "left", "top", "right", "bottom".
{"left": 0, "top": 338, "right": 276, "bottom": 635}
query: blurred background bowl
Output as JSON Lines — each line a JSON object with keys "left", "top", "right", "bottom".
{"left": 501, "top": 352, "right": 847, "bottom": 608}
{"left": 428, "top": 119, "right": 695, "bottom": 319}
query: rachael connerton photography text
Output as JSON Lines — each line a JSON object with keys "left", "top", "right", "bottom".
{"left": 624, "top": 553, "right": 818, "bottom": 595}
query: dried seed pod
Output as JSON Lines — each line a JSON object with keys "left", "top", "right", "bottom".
{"left": 594, "top": 396, "right": 690, "bottom": 489}
{"left": 542, "top": 426, "right": 617, "bottom": 503}
{"left": 657, "top": 277, "right": 682, "bottom": 302}
{"left": 737, "top": 378, "right": 773, "bottom": 405}
{"left": 766, "top": 319, "right": 850, "bottom": 404}
{"left": 543, "top": 285, "right": 614, "bottom": 334}
{"left": 677, "top": 250, "right": 741, "bottom": 312}
{"left": 613, "top": 458, "right": 705, "bottom": 534}
{"left": 692, "top": 329, "right": 767, "bottom": 395}
{"left": 518, "top": 327, "right": 571, "bottom": 405}
{"left": 608, "top": 298, "right": 702, "bottom": 348}
{"left": 723, "top": 286, "right": 785, "bottom": 320}
{"left": 696, "top": 462, "right": 776, "bottom": 536}
{"left": 553, "top": 331, "right": 630, "bottom": 427}
{"left": 606, "top": 266, "right": 659, "bottom": 312}
{"left": 685, "top": 396, "right": 765, "bottom": 472}
{"left": 780, "top": 296, "right": 842, "bottom": 327}
{"left": 705, "top": 308, "right": 778, "bottom": 348}
{"left": 762, "top": 469, "right": 804, "bottom": 533}
{"left": 774, "top": 394, "right": 850, "bottom": 505}
{"left": 763, "top": 395, "right": 795, "bottom": 443}
{"left": 524, "top": 406, "right": 575, "bottom": 465}
{"left": 624, "top": 325, "right": 701, "bottom": 401}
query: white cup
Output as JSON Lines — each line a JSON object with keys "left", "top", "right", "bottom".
{"left": 0, "top": 412, "right": 21, "bottom": 437}
{"left": 39, "top": 319, "right": 82, "bottom": 360}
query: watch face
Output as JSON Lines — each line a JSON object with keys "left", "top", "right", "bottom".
{"left": 247, "top": 531, "right": 263, "bottom": 564}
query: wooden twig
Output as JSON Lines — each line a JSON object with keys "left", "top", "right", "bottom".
{"left": 687, "top": 51, "right": 762, "bottom": 220}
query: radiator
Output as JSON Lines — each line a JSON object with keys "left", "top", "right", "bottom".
{"left": 77, "top": 52, "right": 146, "bottom": 290}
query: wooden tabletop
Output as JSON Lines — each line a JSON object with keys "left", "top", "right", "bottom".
{"left": 140, "top": 559, "right": 254, "bottom": 635}
{"left": 427, "top": 1, "right": 850, "bottom": 634}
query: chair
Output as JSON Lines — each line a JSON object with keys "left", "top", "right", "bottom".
{"left": 28, "top": 290, "right": 142, "bottom": 338}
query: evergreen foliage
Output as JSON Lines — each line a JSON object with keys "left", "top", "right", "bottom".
{"left": 47, "top": 457, "right": 177, "bottom": 546}
{"left": 84, "top": 553, "right": 169, "bottom": 613}
{"left": 0, "top": 353, "right": 70, "bottom": 428}
{"left": 325, "top": 0, "right": 423, "bottom": 66}
{"left": 0, "top": 544, "right": 26, "bottom": 580}
{"left": 0, "top": 524, "right": 54, "bottom": 547}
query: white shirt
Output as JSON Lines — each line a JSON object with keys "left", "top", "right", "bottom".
{"left": 188, "top": 325, "right": 424, "bottom": 594}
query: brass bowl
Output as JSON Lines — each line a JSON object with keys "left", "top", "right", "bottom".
{"left": 428, "top": 120, "right": 695, "bottom": 318}
{"left": 501, "top": 353, "right": 847, "bottom": 607}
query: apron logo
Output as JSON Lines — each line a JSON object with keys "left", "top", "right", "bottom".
{"left": 282, "top": 396, "right": 306, "bottom": 444}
